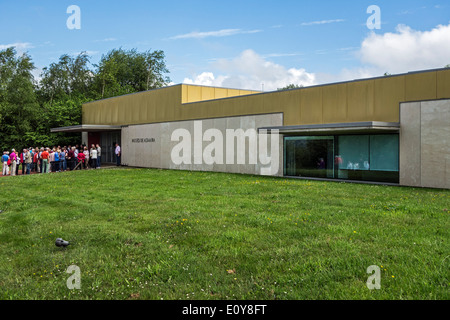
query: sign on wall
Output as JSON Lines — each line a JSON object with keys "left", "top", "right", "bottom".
{"left": 132, "top": 138, "right": 156, "bottom": 143}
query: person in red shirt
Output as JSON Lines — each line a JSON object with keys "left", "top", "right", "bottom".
{"left": 33, "top": 148, "right": 40, "bottom": 173}
{"left": 40, "top": 148, "right": 50, "bottom": 173}
{"left": 77, "top": 151, "right": 86, "bottom": 170}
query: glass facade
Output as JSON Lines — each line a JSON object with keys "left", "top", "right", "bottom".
{"left": 285, "top": 136, "right": 334, "bottom": 179}
{"left": 284, "top": 134, "right": 399, "bottom": 183}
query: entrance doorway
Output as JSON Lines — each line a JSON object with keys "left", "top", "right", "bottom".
{"left": 100, "top": 131, "right": 121, "bottom": 163}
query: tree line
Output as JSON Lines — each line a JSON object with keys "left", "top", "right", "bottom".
{"left": 0, "top": 47, "right": 170, "bottom": 151}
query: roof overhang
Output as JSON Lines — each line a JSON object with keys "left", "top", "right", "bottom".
{"left": 258, "top": 121, "right": 400, "bottom": 135}
{"left": 50, "top": 125, "right": 122, "bottom": 133}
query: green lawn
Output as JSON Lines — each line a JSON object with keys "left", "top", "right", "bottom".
{"left": 0, "top": 168, "right": 448, "bottom": 300}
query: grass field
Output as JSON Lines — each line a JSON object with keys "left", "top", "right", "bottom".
{"left": 0, "top": 167, "right": 448, "bottom": 300}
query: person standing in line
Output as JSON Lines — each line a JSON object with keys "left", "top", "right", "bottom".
{"left": 49, "top": 149, "right": 55, "bottom": 173}
{"left": 28, "top": 148, "right": 34, "bottom": 173}
{"left": 41, "top": 148, "right": 49, "bottom": 173}
{"left": 60, "top": 147, "right": 66, "bottom": 171}
{"left": 33, "top": 148, "right": 40, "bottom": 173}
{"left": 66, "top": 145, "right": 71, "bottom": 169}
{"left": 90, "top": 145, "right": 98, "bottom": 169}
{"left": 15, "top": 154, "right": 20, "bottom": 175}
{"left": 83, "top": 146, "right": 90, "bottom": 169}
{"left": 77, "top": 150, "right": 86, "bottom": 169}
{"left": 2, "top": 151, "right": 10, "bottom": 176}
{"left": 67, "top": 147, "right": 74, "bottom": 170}
{"left": 39, "top": 148, "right": 44, "bottom": 173}
{"left": 20, "top": 149, "right": 27, "bottom": 175}
{"left": 47, "top": 148, "right": 52, "bottom": 173}
{"left": 96, "top": 144, "right": 101, "bottom": 169}
{"left": 10, "top": 149, "right": 17, "bottom": 176}
{"left": 74, "top": 146, "right": 79, "bottom": 169}
{"left": 54, "top": 149, "right": 60, "bottom": 172}
{"left": 28, "top": 148, "right": 33, "bottom": 171}
{"left": 115, "top": 143, "right": 121, "bottom": 166}
{"left": 24, "top": 148, "right": 33, "bottom": 174}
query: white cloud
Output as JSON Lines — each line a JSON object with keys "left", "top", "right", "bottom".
{"left": 315, "top": 67, "right": 382, "bottom": 85}
{"left": 183, "top": 49, "right": 316, "bottom": 91}
{"left": 182, "top": 23, "right": 450, "bottom": 92}
{"left": 32, "top": 66, "right": 43, "bottom": 83}
{"left": 359, "top": 23, "right": 450, "bottom": 73}
{"left": 93, "top": 38, "right": 117, "bottom": 43}
{"left": 183, "top": 72, "right": 228, "bottom": 87}
{"left": 301, "top": 19, "right": 345, "bottom": 26}
{"left": 262, "top": 52, "right": 303, "bottom": 58}
{"left": 0, "top": 42, "right": 34, "bottom": 52}
{"left": 169, "top": 28, "right": 261, "bottom": 40}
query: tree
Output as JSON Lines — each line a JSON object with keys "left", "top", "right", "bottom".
{"left": 0, "top": 47, "right": 39, "bottom": 150}
{"left": 0, "top": 47, "right": 171, "bottom": 150}
{"left": 38, "top": 52, "right": 94, "bottom": 104}
{"left": 94, "top": 48, "right": 170, "bottom": 98}
{"left": 277, "top": 84, "right": 304, "bottom": 91}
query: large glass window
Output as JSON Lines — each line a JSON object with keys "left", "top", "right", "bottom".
{"left": 284, "top": 136, "right": 334, "bottom": 179}
{"left": 284, "top": 134, "right": 399, "bottom": 183}
{"left": 370, "top": 135, "right": 399, "bottom": 171}
{"left": 337, "top": 135, "right": 370, "bottom": 171}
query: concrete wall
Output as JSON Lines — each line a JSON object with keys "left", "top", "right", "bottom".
{"left": 400, "top": 99, "right": 450, "bottom": 189}
{"left": 121, "top": 113, "right": 283, "bottom": 176}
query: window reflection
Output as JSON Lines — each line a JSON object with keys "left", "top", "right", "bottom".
{"left": 285, "top": 136, "right": 334, "bottom": 179}
{"left": 284, "top": 134, "right": 399, "bottom": 183}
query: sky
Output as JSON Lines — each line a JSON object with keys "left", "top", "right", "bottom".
{"left": 1, "top": 0, "right": 449, "bottom": 91}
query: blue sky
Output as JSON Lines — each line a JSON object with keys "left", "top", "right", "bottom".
{"left": 1, "top": 0, "right": 449, "bottom": 90}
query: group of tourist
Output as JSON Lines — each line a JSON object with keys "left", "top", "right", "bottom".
{"left": 1, "top": 144, "right": 103, "bottom": 176}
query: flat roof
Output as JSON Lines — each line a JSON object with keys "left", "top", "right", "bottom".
{"left": 50, "top": 124, "right": 122, "bottom": 133}
{"left": 258, "top": 121, "right": 400, "bottom": 135}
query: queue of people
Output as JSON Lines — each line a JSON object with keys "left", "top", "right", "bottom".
{"left": 1, "top": 144, "right": 102, "bottom": 176}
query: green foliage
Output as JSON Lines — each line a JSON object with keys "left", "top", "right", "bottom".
{"left": 277, "top": 83, "right": 304, "bottom": 91}
{"left": 0, "top": 46, "right": 171, "bottom": 150}
{"left": 0, "top": 48, "right": 39, "bottom": 150}
{"left": 38, "top": 52, "right": 95, "bottom": 104}
{"left": 94, "top": 48, "right": 170, "bottom": 98}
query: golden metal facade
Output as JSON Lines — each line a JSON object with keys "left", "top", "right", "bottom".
{"left": 82, "top": 69, "right": 450, "bottom": 127}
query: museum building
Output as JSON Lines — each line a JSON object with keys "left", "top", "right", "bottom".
{"left": 52, "top": 68, "right": 450, "bottom": 189}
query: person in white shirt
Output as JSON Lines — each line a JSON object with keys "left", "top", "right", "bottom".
{"left": 115, "top": 143, "right": 121, "bottom": 166}
{"left": 96, "top": 144, "right": 101, "bottom": 168}
{"left": 90, "top": 144, "right": 98, "bottom": 169}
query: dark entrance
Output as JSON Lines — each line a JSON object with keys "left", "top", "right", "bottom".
{"left": 100, "top": 131, "right": 121, "bottom": 163}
